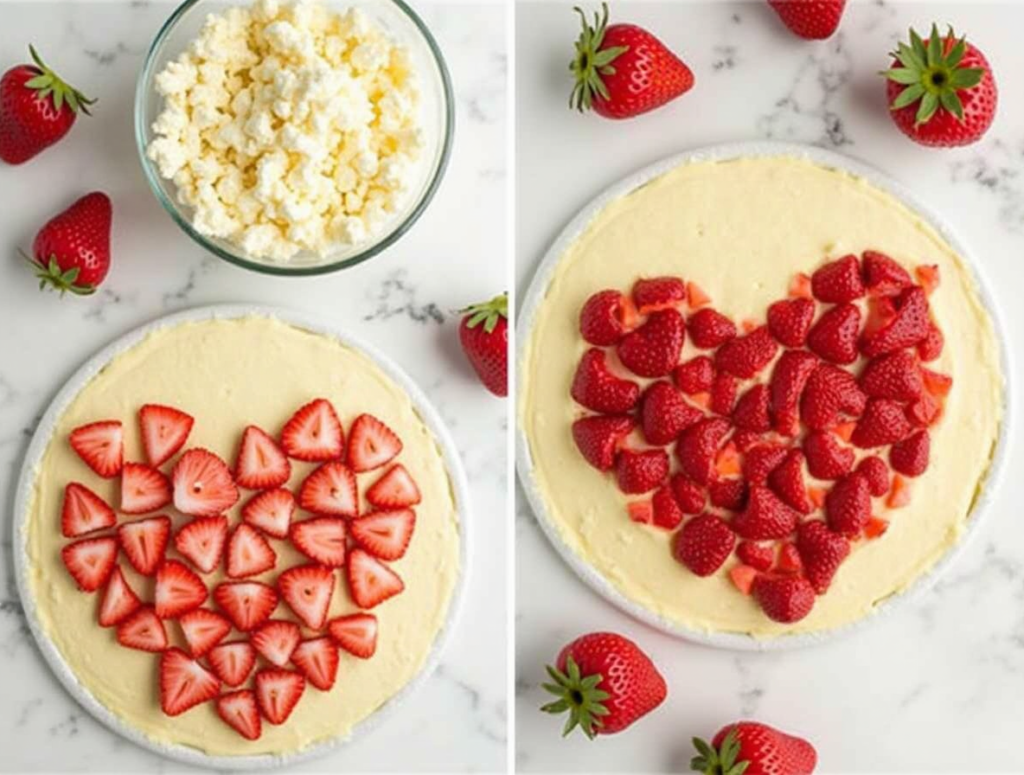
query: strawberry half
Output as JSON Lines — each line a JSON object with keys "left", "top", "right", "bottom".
{"left": 766, "top": 297, "right": 815, "bottom": 348}
{"left": 61, "top": 536, "right": 117, "bottom": 591}
{"left": 118, "top": 515, "right": 171, "bottom": 576}
{"left": 61, "top": 482, "right": 116, "bottom": 537}
{"left": 252, "top": 620, "right": 302, "bottom": 667}
{"left": 278, "top": 564, "right": 335, "bottom": 629}
{"left": 687, "top": 308, "right": 736, "bottom": 349}
{"left": 752, "top": 574, "right": 816, "bottom": 624}
{"left": 120, "top": 463, "right": 172, "bottom": 514}
{"left": 139, "top": 404, "right": 194, "bottom": 467}
{"left": 97, "top": 565, "right": 141, "bottom": 627}
{"left": 255, "top": 669, "right": 305, "bottom": 725}
{"left": 617, "top": 307, "right": 685, "bottom": 378}
{"left": 797, "top": 520, "right": 851, "bottom": 594}
{"left": 242, "top": 488, "right": 296, "bottom": 539}
{"left": 299, "top": 461, "right": 359, "bottom": 517}
{"left": 676, "top": 417, "right": 730, "bottom": 486}
{"left": 280, "top": 398, "right": 344, "bottom": 462}
{"left": 862, "top": 250, "right": 912, "bottom": 296}
{"left": 216, "top": 690, "right": 262, "bottom": 741}
{"left": 234, "top": 425, "right": 291, "bottom": 490}
{"left": 69, "top": 420, "right": 123, "bottom": 478}
{"left": 160, "top": 647, "right": 221, "bottom": 716}
{"left": 579, "top": 289, "right": 638, "bottom": 346}
{"left": 350, "top": 509, "right": 416, "bottom": 561}
{"left": 291, "top": 637, "right": 340, "bottom": 691}
{"left": 572, "top": 415, "right": 636, "bottom": 471}
{"left": 178, "top": 608, "right": 231, "bottom": 657}
{"left": 825, "top": 474, "right": 872, "bottom": 536}
{"left": 172, "top": 449, "right": 239, "bottom": 517}
{"left": 226, "top": 523, "right": 277, "bottom": 579}
{"left": 208, "top": 641, "right": 257, "bottom": 687}
{"left": 810, "top": 255, "right": 865, "bottom": 303}
{"left": 346, "top": 549, "right": 404, "bottom": 609}
{"left": 803, "top": 430, "right": 855, "bottom": 480}
{"left": 174, "top": 515, "right": 228, "bottom": 574}
{"left": 714, "top": 326, "right": 778, "bottom": 379}
{"left": 672, "top": 513, "right": 735, "bottom": 577}
{"left": 290, "top": 517, "right": 348, "bottom": 567}
{"left": 366, "top": 464, "right": 421, "bottom": 509}
{"left": 347, "top": 414, "right": 403, "bottom": 473}
{"left": 214, "top": 581, "right": 278, "bottom": 632}
{"left": 615, "top": 448, "right": 669, "bottom": 494}
{"left": 154, "top": 559, "right": 208, "bottom": 619}
{"left": 571, "top": 348, "right": 641, "bottom": 414}
{"left": 732, "top": 486, "right": 800, "bottom": 540}
{"left": 807, "top": 303, "right": 861, "bottom": 364}
{"left": 327, "top": 613, "right": 378, "bottom": 658}
{"left": 116, "top": 606, "right": 168, "bottom": 652}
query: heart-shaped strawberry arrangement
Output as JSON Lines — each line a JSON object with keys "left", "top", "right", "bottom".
{"left": 57, "top": 398, "right": 421, "bottom": 740}
{"left": 570, "top": 252, "right": 952, "bottom": 624}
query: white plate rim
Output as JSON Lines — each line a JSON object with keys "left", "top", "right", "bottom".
{"left": 13, "top": 303, "right": 472, "bottom": 769}
{"left": 514, "top": 140, "right": 1013, "bottom": 652}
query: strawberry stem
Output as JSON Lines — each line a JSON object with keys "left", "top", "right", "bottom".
{"left": 569, "top": 2, "right": 629, "bottom": 113}
{"left": 539, "top": 655, "right": 611, "bottom": 740}
{"left": 20, "top": 249, "right": 95, "bottom": 296}
{"left": 691, "top": 728, "right": 751, "bottom": 775}
{"left": 461, "top": 292, "right": 507, "bottom": 334}
{"left": 25, "top": 44, "right": 96, "bottom": 116}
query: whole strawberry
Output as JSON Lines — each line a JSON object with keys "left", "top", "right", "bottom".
{"left": 883, "top": 25, "right": 997, "bottom": 148}
{"left": 767, "top": 1, "right": 846, "bottom": 40}
{"left": 0, "top": 46, "right": 94, "bottom": 164}
{"left": 459, "top": 293, "right": 507, "bottom": 397}
{"left": 692, "top": 723, "right": 817, "bottom": 775}
{"left": 570, "top": 3, "right": 694, "bottom": 120}
{"left": 541, "top": 632, "right": 666, "bottom": 738}
{"left": 25, "top": 192, "right": 112, "bottom": 295}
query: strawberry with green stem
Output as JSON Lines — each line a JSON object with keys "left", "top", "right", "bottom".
{"left": 459, "top": 293, "right": 508, "bottom": 397}
{"left": 24, "top": 191, "right": 111, "bottom": 296}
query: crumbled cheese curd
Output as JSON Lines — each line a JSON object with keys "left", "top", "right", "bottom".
{"left": 147, "top": 0, "right": 425, "bottom": 262}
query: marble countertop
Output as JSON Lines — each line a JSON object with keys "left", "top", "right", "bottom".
{"left": 0, "top": 1, "right": 507, "bottom": 772}
{"left": 515, "top": 2, "right": 1024, "bottom": 772}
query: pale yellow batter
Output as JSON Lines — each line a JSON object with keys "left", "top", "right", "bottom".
{"left": 520, "top": 156, "right": 1003, "bottom": 638}
{"left": 26, "top": 316, "right": 460, "bottom": 756}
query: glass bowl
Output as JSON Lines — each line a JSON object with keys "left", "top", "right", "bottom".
{"left": 134, "top": 0, "right": 454, "bottom": 275}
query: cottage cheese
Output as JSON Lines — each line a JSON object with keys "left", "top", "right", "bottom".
{"left": 147, "top": 0, "right": 425, "bottom": 262}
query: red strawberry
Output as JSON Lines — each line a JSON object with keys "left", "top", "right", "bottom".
{"left": 768, "top": 450, "right": 812, "bottom": 514}
{"left": 208, "top": 641, "right": 257, "bottom": 687}
{"left": 860, "top": 287, "right": 930, "bottom": 357}
{"left": 347, "top": 414, "right": 403, "bottom": 473}
{"left": 178, "top": 608, "right": 231, "bottom": 658}
{"left": 617, "top": 309, "right": 685, "bottom": 377}
{"left": 743, "top": 444, "right": 788, "bottom": 486}
{"left": 118, "top": 515, "right": 171, "bottom": 576}
{"left": 542, "top": 632, "right": 666, "bottom": 737}
{"left": 328, "top": 613, "right": 378, "bottom": 658}
{"left": 569, "top": 5, "right": 694, "bottom": 120}
{"left": 350, "top": 509, "right": 415, "bottom": 561}
{"left": 917, "top": 322, "right": 944, "bottom": 362}
{"left": 907, "top": 392, "right": 942, "bottom": 428}
{"left": 226, "top": 523, "right": 277, "bottom": 578}
{"left": 299, "top": 461, "right": 359, "bottom": 517}
{"left": 807, "top": 303, "right": 861, "bottom": 364}
{"left": 633, "top": 277, "right": 686, "bottom": 312}
{"left": 769, "top": 350, "right": 819, "bottom": 435}
{"left": 160, "top": 647, "right": 221, "bottom": 716}
{"left": 174, "top": 515, "right": 228, "bottom": 574}
{"left": 280, "top": 398, "right": 344, "bottom": 461}
{"left": 117, "top": 606, "right": 168, "bottom": 652}
{"left": 241, "top": 488, "right": 296, "bottom": 539}
{"left": 292, "top": 637, "right": 339, "bottom": 691}
{"left": 26, "top": 191, "right": 111, "bottom": 295}
{"left": 290, "top": 516, "right": 347, "bottom": 567}
{"left": 688, "top": 308, "right": 736, "bottom": 349}
{"left": 767, "top": 297, "right": 815, "bottom": 348}
{"left": 856, "top": 455, "right": 891, "bottom": 496}
{"left": 810, "top": 255, "right": 864, "bottom": 303}
{"left": 714, "top": 326, "right": 778, "bottom": 379}
{"left": 710, "top": 373, "right": 738, "bottom": 416}
{"left": 651, "top": 485, "right": 684, "bottom": 530}
{"left": 767, "top": 0, "right": 846, "bottom": 39}
{"left": 572, "top": 415, "right": 635, "bottom": 471}
{"left": 890, "top": 429, "right": 930, "bottom": 477}
{"left": 366, "top": 464, "right": 421, "bottom": 509}
{"left": 61, "top": 482, "right": 115, "bottom": 537}
{"left": 851, "top": 398, "right": 912, "bottom": 448}
{"left": 862, "top": 250, "right": 913, "bottom": 296}
{"left": 825, "top": 474, "right": 871, "bottom": 536}
{"left": 736, "top": 542, "right": 775, "bottom": 572}
{"left": 641, "top": 382, "right": 701, "bottom": 445}
{"left": 139, "top": 404, "right": 194, "bottom": 467}
{"left": 751, "top": 574, "right": 816, "bottom": 623}
{"left": 728, "top": 384, "right": 769, "bottom": 433}
{"left": 800, "top": 363, "right": 866, "bottom": 431}
{"left": 172, "top": 449, "right": 239, "bottom": 517}
{"left": 214, "top": 581, "right": 278, "bottom": 632}
{"left": 731, "top": 429, "right": 764, "bottom": 453}
{"left": 776, "top": 542, "right": 803, "bottom": 575}
{"left": 580, "top": 289, "right": 639, "bottom": 345}
{"left": 921, "top": 367, "right": 953, "bottom": 397}
{"left": 802, "top": 431, "right": 854, "bottom": 480}
{"left": 615, "top": 449, "right": 669, "bottom": 494}
{"left": 120, "top": 463, "right": 172, "bottom": 514}
{"left": 98, "top": 565, "right": 141, "bottom": 627}
{"left": 677, "top": 418, "right": 730, "bottom": 485}
{"left": 459, "top": 293, "right": 508, "bottom": 396}
{"left": 252, "top": 620, "right": 301, "bottom": 667}
{"left": 670, "top": 473, "right": 706, "bottom": 514}
{"left": 69, "top": 420, "right": 122, "bottom": 478}
{"left": 693, "top": 722, "right": 817, "bottom": 775}
{"left": 61, "top": 536, "right": 117, "bottom": 591}
{"left": 572, "top": 348, "right": 641, "bottom": 413}
{"left": 347, "top": 549, "right": 404, "bottom": 609}
{"left": 708, "top": 479, "right": 747, "bottom": 512}
{"left": 674, "top": 355, "right": 715, "bottom": 395}
{"left": 234, "top": 425, "right": 290, "bottom": 490}
{"left": 884, "top": 25, "right": 997, "bottom": 148}
{"left": 860, "top": 350, "right": 924, "bottom": 401}
{"left": 797, "top": 520, "right": 850, "bottom": 594}
{"left": 279, "top": 564, "right": 335, "bottom": 629}
{"left": 255, "top": 669, "right": 305, "bottom": 725}
{"left": 733, "top": 486, "right": 800, "bottom": 540}
{"left": 626, "top": 498, "right": 654, "bottom": 526}
{"left": 155, "top": 560, "right": 207, "bottom": 619}
{"left": 216, "top": 690, "right": 261, "bottom": 741}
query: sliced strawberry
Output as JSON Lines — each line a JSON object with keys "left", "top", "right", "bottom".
{"left": 890, "top": 429, "right": 930, "bottom": 477}
{"left": 907, "top": 393, "right": 942, "bottom": 428}
{"left": 769, "top": 349, "right": 819, "bottom": 436}
{"left": 98, "top": 565, "right": 141, "bottom": 627}
{"left": 776, "top": 542, "right": 802, "bottom": 574}
{"left": 714, "top": 325, "right": 778, "bottom": 379}
{"left": 800, "top": 363, "right": 866, "bottom": 431}
{"left": 862, "top": 250, "right": 912, "bottom": 296}
{"left": 117, "top": 606, "right": 168, "bottom": 652}
{"left": 139, "top": 404, "right": 194, "bottom": 467}
{"left": 856, "top": 455, "right": 891, "bottom": 496}
{"left": 346, "top": 549, "right": 404, "bottom": 609}
{"left": 851, "top": 398, "right": 912, "bottom": 448}
{"left": 674, "top": 355, "right": 715, "bottom": 395}
{"left": 216, "top": 690, "right": 262, "bottom": 740}
{"left": 807, "top": 303, "right": 861, "bottom": 364}
{"left": 803, "top": 430, "right": 855, "bottom": 480}
{"left": 174, "top": 515, "right": 228, "bottom": 574}
{"left": 672, "top": 513, "right": 735, "bottom": 577}
{"left": 732, "top": 384, "right": 771, "bottom": 433}
{"left": 61, "top": 482, "right": 116, "bottom": 537}
{"left": 154, "top": 559, "right": 207, "bottom": 618}
{"left": 670, "top": 473, "right": 706, "bottom": 514}
{"left": 736, "top": 541, "right": 775, "bottom": 572}
{"left": 859, "top": 351, "right": 923, "bottom": 401}
{"left": 241, "top": 487, "right": 296, "bottom": 539}
{"left": 62, "top": 536, "right": 117, "bottom": 591}
{"left": 687, "top": 308, "right": 736, "bottom": 349}
{"left": 730, "top": 564, "right": 759, "bottom": 595}
{"left": 252, "top": 620, "right": 302, "bottom": 667}
{"left": 825, "top": 474, "right": 871, "bottom": 536}
{"left": 640, "top": 382, "right": 701, "bottom": 445}
{"left": 797, "top": 520, "right": 850, "bottom": 594}
{"left": 767, "top": 297, "right": 815, "bottom": 347}
{"left": 69, "top": 420, "right": 123, "bottom": 478}
{"left": 767, "top": 449, "right": 812, "bottom": 514}
{"left": 299, "top": 461, "right": 359, "bottom": 517}
{"left": 921, "top": 367, "right": 953, "bottom": 397}
{"left": 617, "top": 309, "right": 686, "bottom": 378}
{"left": 118, "top": 516, "right": 170, "bottom": 576}
{"left": 708, "top": 478, "right": 747, "bottom": 511}
{"left": 887, "top": 474, "right": 912, "bottom": 508}
{"left": 626, "top": 500, "right": 653, "bottom": 524}
{"left": 714, "top": 441, "right": 742, "bottom": 478}
{"left": 327, "top": 613, "right": 378, "bottom": 658}
{"left": 279, "top": 564, "right": 335, "bottom": 629}
{"left": 571, "top": 348, "right": 641, "bottom": 413}
{"left": 633, "top": 276, "right": 686, "bottom": 313}
{"left": 579, "top": 289, "right": 638, "bottom": 345}
{"left": 752, "top": 574, "right": 815, "bottom": 623}
{"left": 860, "top": 286, "right": 930, "bottom": 357}
{"left": 687, "top": 281, "right": 711, "bottom": 308}
{"left": 350, "top": 510, "right": 415, "bottom": 561}
{"left": 710, "top": 373, "right": 737, "bottom": 416}
{"left": 730, "top": 429, "right": 764, "bottom": 452}
{"left": 255, "top": 669, "right": 305, "bottom": 725}
{"left": 160, "top": 647, "right": 221, "bottom": 716}
{"left": 742, "top": 444, "right": 788, "bottom": 486}
{"left": 366, "top": 464, "right": 421, "bottom": 509}
{"left": 733, "top": 485, "right": 800, "bottom": 540}
{"left": 645, "top": 486, "right": 680, "bottom": 529}
{"left": 178, "top": 608, "right": 231, "bottom": 657}
{"left": 226, "top": 523, "right": 277, "bottom": 578}
{"left": 291, "top": 637, "right": 340, "bottom": 691}
{"left": 615, "top": 448, "right": 669, "bottom": 494}
{"left": 214, "top": 581, "right": 278, "bottom": 632}
{"left": 120, "top": 463, "right": 172, "bottom": 514}
{"left": 234, "top": 425, "right": 291, "bottom": 490}
{"left": 917, "top": 322, "right": 944, "bottom": 362}
{"left": 172, "top": 449, "right": 239, "bottom": 517}
{"left": 916, "top": 264, "right": 940, "bottom": 295}
{"left": 571, "top": 415, "right": 636, "bottom": 471}
{"left": 208, "top": 641, "right": 257, "bottom": 687}
{"left": 676, "top": 417, "right": 730, "bottom": 485}
{"left": 280, "top": 398, "right": 344, "bottom": 462}
{"left": 347, "top": 414, "right": 403, "bottom": 473}
{"left": 811, "top": 254, "right": 865, "bottom": 303}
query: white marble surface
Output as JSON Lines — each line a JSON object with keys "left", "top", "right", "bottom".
{"left": 516, "top": 2, "right": 1024, "bottom": 772}
{"left": 0, "top": 1, "right": 507, "bottom": 772}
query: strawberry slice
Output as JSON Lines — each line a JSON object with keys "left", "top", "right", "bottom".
{"left": 69, "top": 420, "right": 123, "bottom": 478}
{"left": 252, "top": 620, "right": 302, "bottom": 667}
{"left": 255, "top": 669, "right": 305, "bottom": 725}
{"left": 98, "top": 565, "right": 141, "bottom": 627}
{"left": 160, "top": 647, "right": 221, "bottom": 716}
{"left": 862, "top": 250, "right": 912, "bottom": 296}
{"left": 290, "top": 517, "right": 347, "bottom": 567}
{"left": 234, "top": 425, "right": 291, "bottom": 490}
{"left": 61, "top": 536, "right": 117, "bottom": 591}
{"left": 216, "top": 690, "right": 262, "bottom": 741}
{"left": 226, "top": 523, "right": 277, "bottom": 578}
{"left": 174, "top": 515, "right": 228, "bottom": 574}
{"left": 346, "top": 549, "right": 404, "bottom": 609}
{"left": 366, "top": 464, "right": 421, "bottom": 509}
{"left": 280, "top": 398, "right": 344, "bottom": 462}
{"left": 120, "top": 463, "right": 172, "bottom": 514}
{"left": 242, "top": 488, "right": 296, "bottom": 539}
{"left": 208, "top": 641, "right": 257, "bottom": 687}
{"left": 118, "top": 516, "right": 171, "bottom": 576}
{"left": 298, "top": 461, "right": 359, "bottom": 518}
{"left": 117, "top": 606, "right": 168, "bottom": 652}
{"left": 350, "top": 509, "right": 416, "bottom": 561}
{"left": 571, "top": 415, "right": 636, "bottom": 471}
{"left": 292, "top": 637, "right": 340, "bottom": 691}
{"left": 172, "top": 449, "right": 239, "bottom": 517}
{"left": 214, "top": 581, "right": 278, "bottom": 632}
{"left": 154, "top": 559, "right": 208, "bottom": 619}
{"left": 278, "top": 564, "right": 335, "bottom": 629}
{"left": 139, "top": 404, "right": 194, "bottom": 467}
{"left": 61, "top": 482, "right": 116, "bottom": 538}
{"left": 347, "top": 414, "right": 403, "bottom": 473}
{"left": 178, "top": 608, "right": 232, "bottom": 657}
{"left": 327, "top": 613, "right": 378, "bottom": 658}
